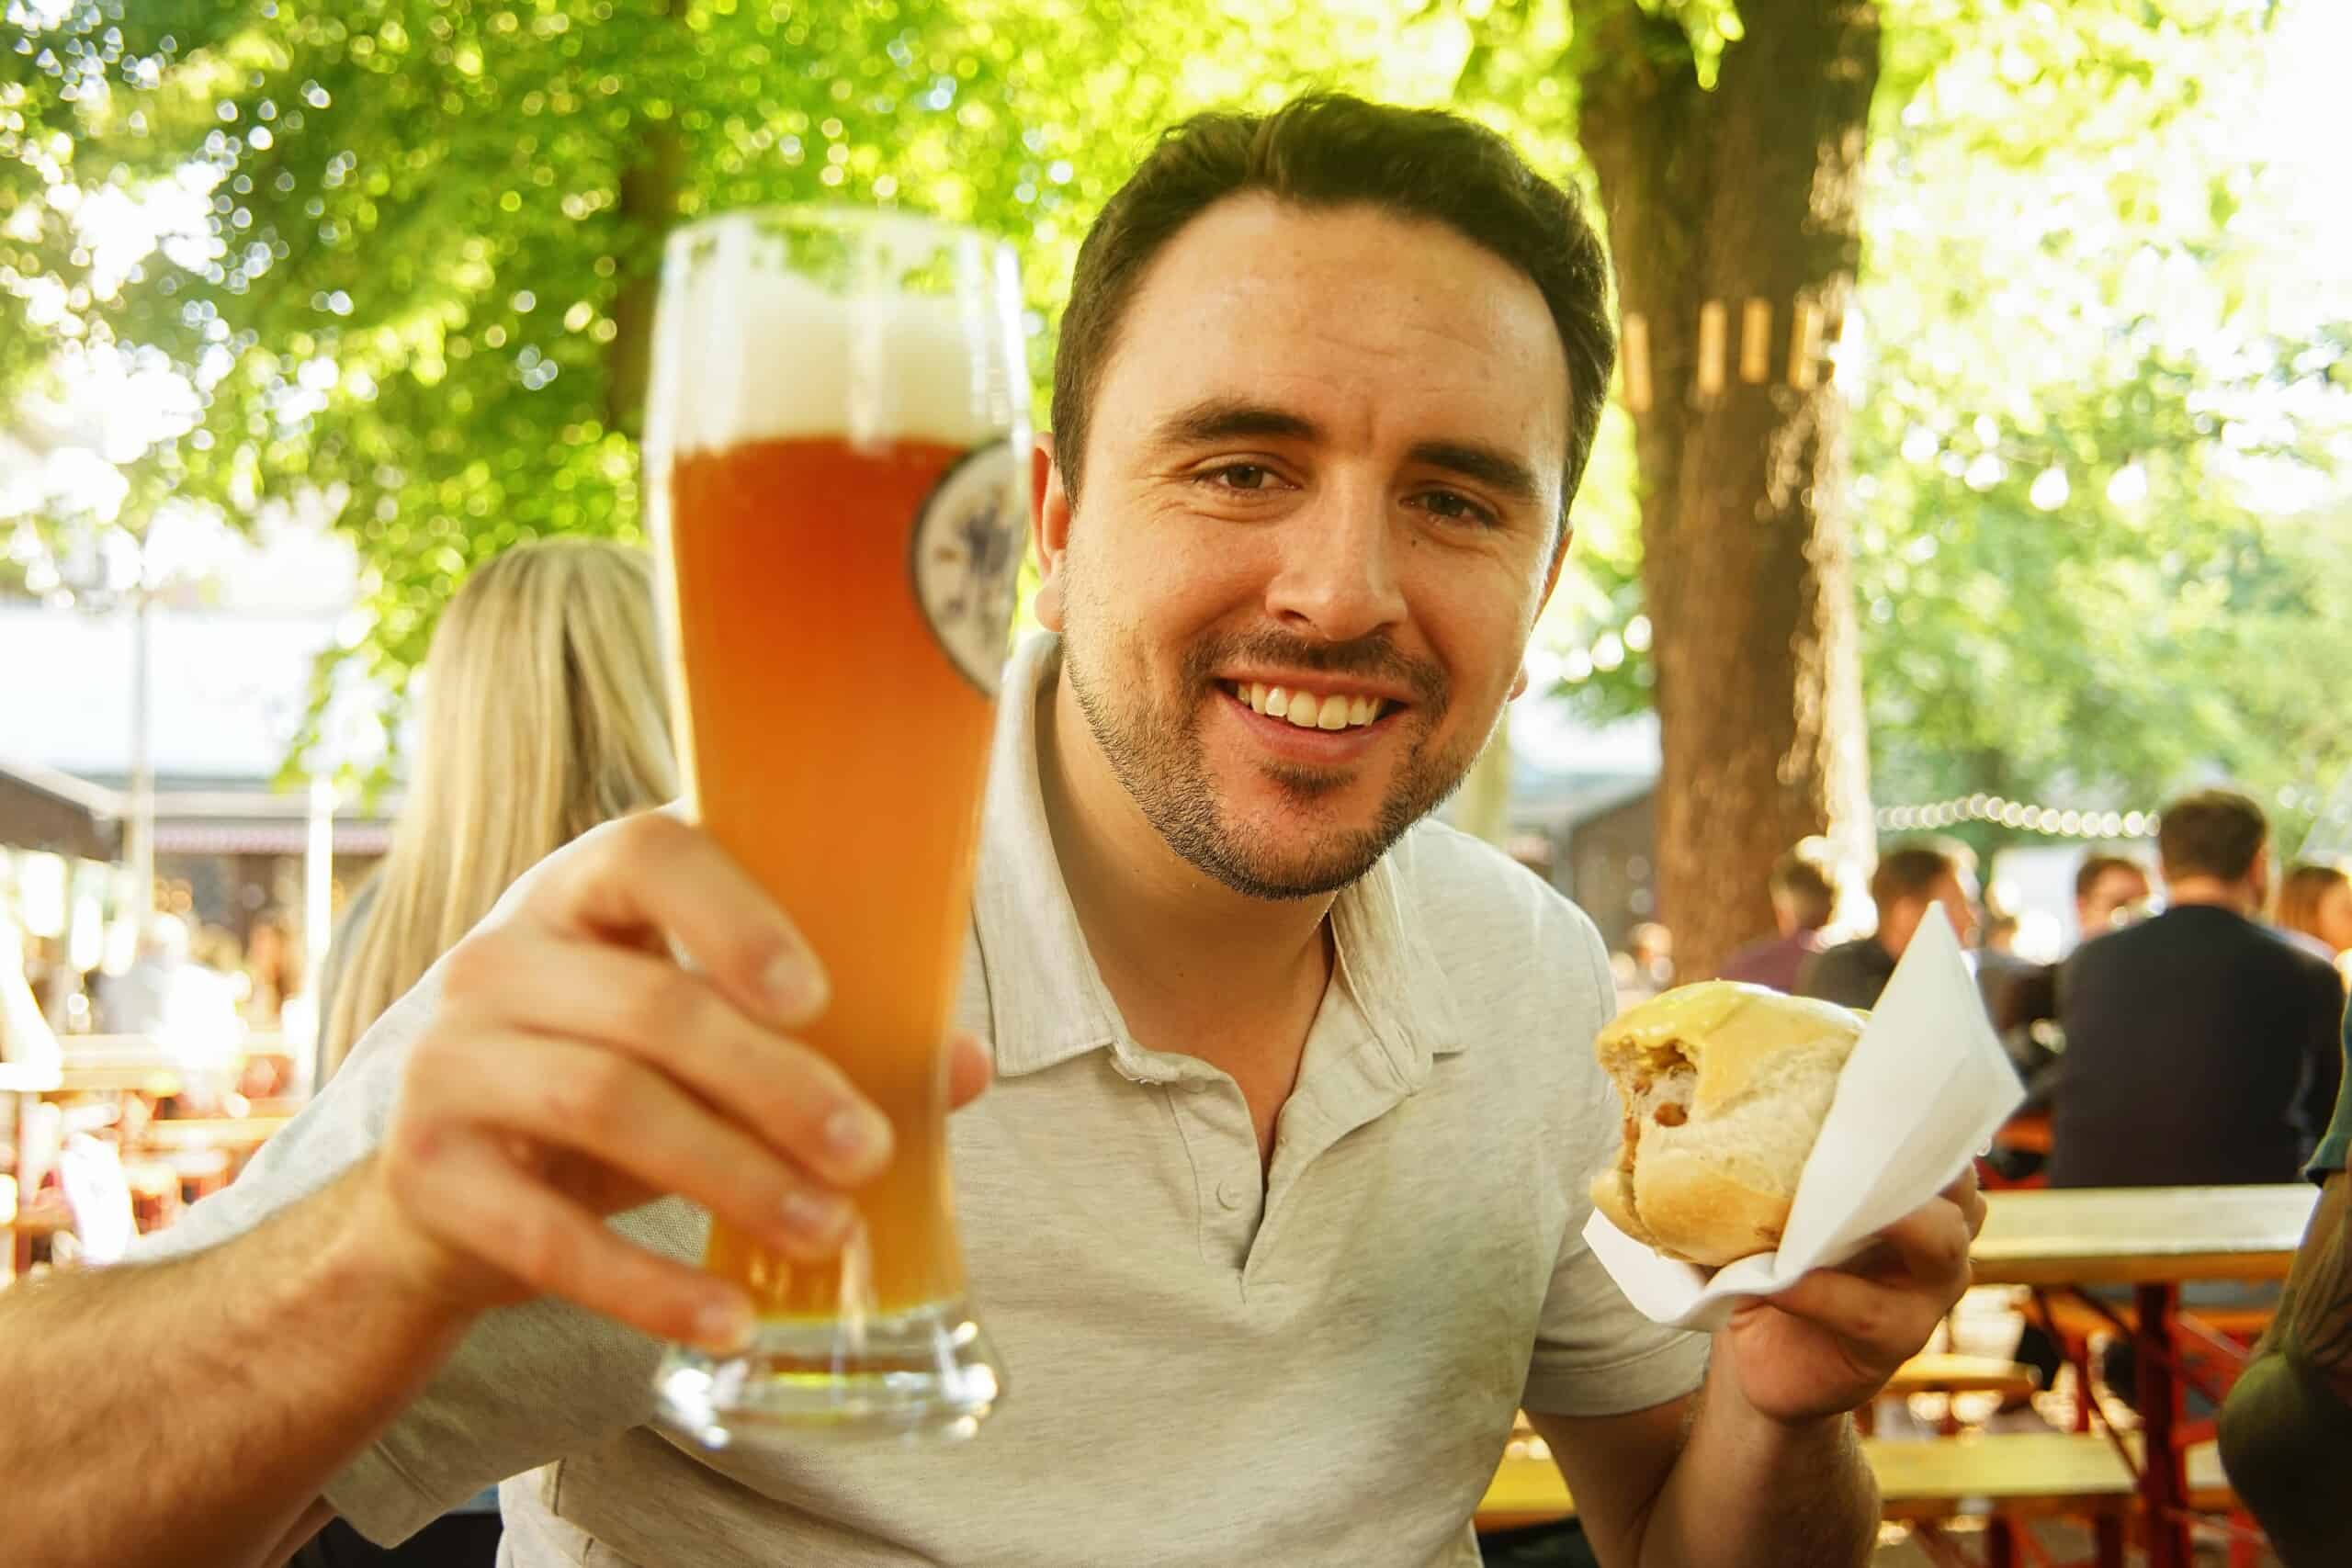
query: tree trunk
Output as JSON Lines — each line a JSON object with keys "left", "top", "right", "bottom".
{"left": 1570, "top": 0, "right": 1879, "bottom": 980}
{"left": 603, "top": 0, "right": 688, "bottom": 439}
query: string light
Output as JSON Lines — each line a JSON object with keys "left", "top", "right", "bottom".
{"left": 1875, "top": 795, "right": 2159, "bottom": 840}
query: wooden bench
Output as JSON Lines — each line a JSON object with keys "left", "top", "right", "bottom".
{"left": 1480, "top": 1431, "right": 2235, "bottom": 1533}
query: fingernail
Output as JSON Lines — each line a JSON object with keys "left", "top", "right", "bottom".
{"left": 824, "top": 1103, "right": 893, "bottom": 1166}
{"left": 764, "top": 953, "right": 826, "bottom": 1017}
{"left": 694, "top": 1294, "right": 754, "bottom": 1353}
{"left": 782, "top": 1190, "right": 851, "bottom": 1243}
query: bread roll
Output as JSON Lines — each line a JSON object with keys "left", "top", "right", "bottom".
{"left": 1589, "top": 981, "right": 1863, "bottom": 1268}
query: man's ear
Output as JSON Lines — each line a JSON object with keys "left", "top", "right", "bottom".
{"left": 1031, "top": 431, "right": 1071, "bottom": 631}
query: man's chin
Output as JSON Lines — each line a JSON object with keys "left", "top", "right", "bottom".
{"left": 1188, "top": 838, "right": 1388, "bottom": 902}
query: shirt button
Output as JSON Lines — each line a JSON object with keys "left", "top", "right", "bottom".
{"left": 1216, "top": 1179, "right": 1248, "bottom": 1211}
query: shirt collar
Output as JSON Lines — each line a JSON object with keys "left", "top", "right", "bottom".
{"left": 970, "top": 633, "right": 1463, "bottom": 1085}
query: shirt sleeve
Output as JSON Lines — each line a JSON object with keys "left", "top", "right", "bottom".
{"left": 1521, "top": 919, "right": 1711, "bottom": 1417}
{"left": 120, "top": 954, "right": 699, "bottom": 1548}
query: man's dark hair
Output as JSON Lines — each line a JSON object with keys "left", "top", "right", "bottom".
{"left": 2074, "top": 852, "right": 2148, "bottom": 903}
{"left": 2157, "top": 790, "right": 2268, "bottom": 884}
{"left": 1051, "top": 93, "right": 1615, "bottom": 544}
{"left": 1870, "top": 840, "right": 1973, "bottom": 917}
{"left": 1769, "top": 844, "right": 1838, "bottom": 931}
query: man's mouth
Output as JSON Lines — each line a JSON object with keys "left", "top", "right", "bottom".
{"left": 1217, "top": 680, "right": 1395, "bottom": 732}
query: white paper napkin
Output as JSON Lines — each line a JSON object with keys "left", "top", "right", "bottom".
{"left": 1585, "top": 905, "right": 2025, "bottom": 1331}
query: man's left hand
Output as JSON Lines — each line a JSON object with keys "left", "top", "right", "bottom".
{"left": 1721, "top": 1167, "right": 1989, "bottom": 1426}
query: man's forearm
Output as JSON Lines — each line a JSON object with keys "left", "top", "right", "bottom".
{"left": 1634, "top": 1359, "right": 1877, "bottom": 1568}
{"left": 0, "top": 1159, "right": 472, "bottom": 1568}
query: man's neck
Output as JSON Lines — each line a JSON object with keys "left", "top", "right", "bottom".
{"left": 1035, "top": 674, "right": 1334, "bottom": 1049}
{"left": 2165, "top": 876, "right": 2259, "bottom": 917}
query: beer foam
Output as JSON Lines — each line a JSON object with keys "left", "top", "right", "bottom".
{"left": 653, "top": 214, "right": 1021, "bottom": 456}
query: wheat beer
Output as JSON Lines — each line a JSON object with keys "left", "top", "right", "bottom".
{"left": 645, "top": 209, "right": 1024, "bottom": 1445}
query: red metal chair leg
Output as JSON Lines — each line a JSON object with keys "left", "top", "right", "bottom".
{"left": 2092, "top": 1515, "right": 2126, "bottom": 1568}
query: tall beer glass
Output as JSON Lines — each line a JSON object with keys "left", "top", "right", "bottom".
{"left": 643, "top": 208, "right": 1025, "bottom": 1446}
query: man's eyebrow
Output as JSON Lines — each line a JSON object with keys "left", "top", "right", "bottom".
{"left": 1149, "top": 397, "right": 1324, "bottom": 447}
{"left": 1148, "top": 399, "right": 1547, "bottom": 507}
{"left": 1406, "top": 439, "right": 1544, "bottom": 506}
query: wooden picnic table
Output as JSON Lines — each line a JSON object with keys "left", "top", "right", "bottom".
{"left": 1970, "top": 1185, "right": 2315, "bottom": 1568}
{"left": 1972, "top": 1185, "right": 2313, "bottom": 1289}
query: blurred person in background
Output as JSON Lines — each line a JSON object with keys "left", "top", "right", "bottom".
{"left": 296, "top": 537, "right": 676, "bottom": 1568}
{"left": 101, "top": 912, "right": 244, "bottom": 1110}
{"left": 1718, "top": 841, "right": 1839, "bottom": 994}
{"left": 244, "top": 909, "right": 300, "bottom": 1028}
{"left": 1611, "top": 919, "right": 1674, "bottom": 1003}
{"left": 98, "top": 912, "right": 192, "bottom": 1037}
{"left": 2073, "top": 852, "right": 2154, "bottom": 942}
{"left": 1798, "top": 840, "right": 1978, "bottom": 1011}
{"left": 2050, "top": 792, "right": 2344, "bottom": 1189}
{"left": 2278, "top": 861, "right": 2352, "bottom": 975}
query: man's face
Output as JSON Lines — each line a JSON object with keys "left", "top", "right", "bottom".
{"left": 1035, "top": 197, "right": 1570, "bottom": 899}
{"left": 1883, "top": 870, "right": 1979, "bottom": 957}
{"left": 2075, "top": 865, "right": 2150, "bottom": 938}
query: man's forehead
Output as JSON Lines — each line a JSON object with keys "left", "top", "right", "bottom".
{"left": 1100, "top": 196, "right": 1571, "bottom": 456}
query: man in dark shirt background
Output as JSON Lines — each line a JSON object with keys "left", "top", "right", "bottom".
{"left": 2051, "top": 789, "right": 2346, "bottom": 1188}
{"left": 1718, "top": 841, "right": 1839, "bottom": 994}
{"left": 1798, "top": 840, "right": 1979, "bottom": 1011}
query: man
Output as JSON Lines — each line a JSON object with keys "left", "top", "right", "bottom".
{"left": 2050, "top": 790, "right": 2345, "bottom": 1189}
{"left": 0, "top": 97, "right": 1979, "bottom": 1568}
{"left": 1717, "top": 844, "right": 1838, "bottom": 995}
{"left": 1798, "top": 840, "right": 1980, "bottom": 1011}
{"left": 2217, "top": 998, "right": 2352, "bottom": 1567}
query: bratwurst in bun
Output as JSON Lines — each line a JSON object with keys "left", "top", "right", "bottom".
{"left": 1589, "top": 981, "right": 1865, "bottom": 1268}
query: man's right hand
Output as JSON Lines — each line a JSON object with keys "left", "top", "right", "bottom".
{"left": 354, "top": 811, "right": 992, "bottom": 1351}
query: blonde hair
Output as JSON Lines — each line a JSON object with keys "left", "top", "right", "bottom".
{"left": 322, "top": 539, "right": 676, "bottom": 1077}
{"left": 2278, "top": 861, "right": 2351, "bottom": 949}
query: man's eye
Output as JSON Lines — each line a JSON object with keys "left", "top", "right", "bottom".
{"left": 1417, "top": 490, "right": 1498, "bottom": 527}
{"left": 1203, "top": 464, "right": 1276, "bottom": 491}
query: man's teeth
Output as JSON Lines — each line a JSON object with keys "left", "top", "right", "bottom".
{"left": 1234, "top": 682, "right": 1386, "bottom": 730}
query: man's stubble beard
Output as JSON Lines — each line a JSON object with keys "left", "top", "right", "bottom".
{"left": 1057, "top": 597, "right": 1483, "bottom": 902}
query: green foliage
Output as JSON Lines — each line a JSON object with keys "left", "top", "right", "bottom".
{"left": 1464, "top": 0, "right": 2349, "bottom": 836}
{"left": 6, "top": 0, "right": 2348, "bottom": 834}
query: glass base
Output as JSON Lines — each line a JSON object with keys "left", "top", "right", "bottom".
{"left": 652, "top": 1299, "right": 1003, "bottom": 1449}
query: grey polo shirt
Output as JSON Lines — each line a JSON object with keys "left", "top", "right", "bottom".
{"left": 131, "top": 632, "right": 1706, "bottom": 1567}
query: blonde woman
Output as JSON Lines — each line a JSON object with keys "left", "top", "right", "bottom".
{"left": 317, "top": 538, "right": 676, "bottom": 1083}
{"left": 299, "top": 540, "right": 673, "bottom": 1564}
